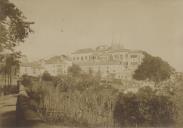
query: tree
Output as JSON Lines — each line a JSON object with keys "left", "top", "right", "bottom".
{"left": 6, "top": 53, "right": 20, "bottom": 85}
{"left": 42, "top": 71, "right": 52, "bottom": 81}
{"left": 113, "top": 86, "right": 176, "bottom": 127}
{"left": 0, "top": 0, "right": 33, "bottom": 88}
{"left": 21, "top": 74, "right": 33, "bottom": 87}
{"left": 171, "top": 73, "right": 183, "bottom": 126}
{"left": 0, "top": 0, "right": 33, "bottom": 51}
{"left": 68, "top": 64, "right": 81, "bottom": 77}
{"left": 0, "top": 52, "right": 21, "bottom": 85}
{"left": 133, "top": 52, "right": 174, "bottom": 83}
{"left": 113, "top": 92, "right": 141, "bottom": 127}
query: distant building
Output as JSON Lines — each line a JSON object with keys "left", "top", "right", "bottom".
{"left": 71, "top": 43, "right": 144, "bottom": 80}
{"left": 19, "top": 62, "right": 44, "bottom": 77}
{"left": 42, "top": 55, "right": 72, "bottom": 76}
{"left": 19, "top": 55, "right": 72, "bottom": 77}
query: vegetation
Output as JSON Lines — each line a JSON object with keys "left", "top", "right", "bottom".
{"left": 68, "top": 64, "right": 82, "bottom": 77}
{"left": 0, "top": 52, "right": 21, "bottom": 85}
{"left": 21, "top": 74, "right": 33, "bottom": 87}
{"left": 133, "top": 52, "right": 174, "bottom": 83}
{"left": 0, "top": 0, "right": 33, "bottom": 90}
{"left": 171, "top": 73, "right": 183, "bottom": 127}
{"left": 0, "top": 0, "right": 33, "bottom": 51}
{"left": 19, "top": 71, "right": 181, "bottom": 127}
{"left": 41, "top": 71, "right": 52, "bottom": 81}
{"left": 114, "top": 86, "right": 175, "bottom": 127}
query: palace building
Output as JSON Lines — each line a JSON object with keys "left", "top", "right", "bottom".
{"left": 71, "top": 44, "right": 144, "bottom": 80}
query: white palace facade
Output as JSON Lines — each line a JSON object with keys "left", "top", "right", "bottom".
{"left": 71, "top": 44, "right": 144, "bottom": 80}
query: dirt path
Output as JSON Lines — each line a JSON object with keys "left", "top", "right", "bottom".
{"left": 0, "top": 94, "right": 18, "bottom": 128}
{"left": 0, "top": 94, "right": 66, "bottom": 128}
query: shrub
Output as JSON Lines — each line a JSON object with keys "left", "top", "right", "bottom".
{"left": 113, "top": 86, "right": 176, "bottom": 127}
{"left": 21, "top": 75, "right": 33, "bottom": 87}
{"left": 42, "top": 71, "right": 52, "bottom": 81}
{"left": 34, "top": 73, "right": 118, "bottom": 127}
{"left": 3, "top": 85, "right": 18, "bottom": 95}
{"left": 68, "top": 64, "right": 81, "bottom": 77}
{"left": 26, "top": 73, "right": 178, "bottom": 127}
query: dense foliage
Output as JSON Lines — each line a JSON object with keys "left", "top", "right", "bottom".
{"left": 21, "top": 74, "right": 33, "bottom": 87}
{"left": 0, "top": 0, "right": 33, "bottom": 88}
{"left": 0, "top": 52, "right": 21, "bottom": 85}
{"left": 171, "top": 73, "right": 183, "bottom": 127}
{"left": 41, "top": 71, "right": 52, "bottom": 81}
{"left": 133, "top": 52, "right": 174, "bottom": 83}
{"left": 0, "top": 0, "right": 33, "bottom": 51}
{"left": 114, "top": 86, "right": 175, "bottom": 127}
{"left": 67, "top": 64, "right": 82, "bottom": 77}
{"left": 20, "top": 72, "right": 180, "bottom": 127}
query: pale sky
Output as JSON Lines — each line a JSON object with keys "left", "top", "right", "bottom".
{"left": 12, "top": 0, "right": 183, "bottom": 72}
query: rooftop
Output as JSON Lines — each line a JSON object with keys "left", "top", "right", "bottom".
{"left": 44, "top": 55, "right": 71, "bottom": 64}
{"left": 72, "top": 48, "right": 95, "bottom": 54}
{"left": 20, "top": 62, "right": 43, "bottom": 69}
{"left": 72, "top": 44, "right": 142, "bottom": 55}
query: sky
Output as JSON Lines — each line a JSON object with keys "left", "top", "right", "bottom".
{"left": 12, "top": 0, "right": 183, "bottom": 72}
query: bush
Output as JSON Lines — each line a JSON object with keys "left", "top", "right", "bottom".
{"left": 68, "top": 64, "right": 81, "bottom": 77}
{"left": 3, "top": 85, "right": 18, "bottom": 95}
{"left": 33, "top": 73, "right": 118, "bottom": 127}
{"left": 25, "top": 73, "right": 178, "bottom": 127}
{"left": 21, "top": 75, "right": 33, "bottom": 87}
{"left": 113, "top": 86, "right": 176, "bottom": 127}
{"left": 42, "top": 71, "right": 52, "bottom": 81}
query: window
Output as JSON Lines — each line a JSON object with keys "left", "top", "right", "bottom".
{"left": 73, "top": 57, "right": 75, "bottom": 60}
{"left": 131, "top": 62, "right": 138, "bottom": 65}
{"left": 124, "top": 62, "right": 128, "bottom": 68}
{"left": 131, "top": 55, "right": 138, "bottom": 58}
{"left": 25, "top": 68, "right": 27, "bottom": 73}
{"left": 77, "top": 57, "right": 79, "bottom": 60}
{"left": 120, "top": 55, "right": 123, "bottom": 60}
{"left": 115, "top": 55, "right": 118, "bottom": 59}
{"left": 81, "top": 56, "right": 83, "bottom": 60}
{"left": 125, "top": 54, "right": 128, "bottom": 58}
{"left": 85, "top": 56, "right": 87, "bottom": 60}
{"left": 33, "top": 68, "right": 36, "bottom": 74}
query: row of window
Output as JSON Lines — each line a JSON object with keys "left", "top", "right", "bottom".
{"left": 72, "top": 56, "right": 96, "bottom": 61}
{"left": 24, "top": 68, "right": 38, "bottom": 74}
{"left": 72, "top": 54, "right": 139, "bottom": 61}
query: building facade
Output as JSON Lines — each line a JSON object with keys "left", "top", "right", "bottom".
{"left": 19, "top": 55, "right": 72, "bottom": 77}
{"left": 42, "top": 55, "right": 72, "bottom": 76}
{"left": 19, "top": 63, "right": 44, "bottom": 77}
{"left": 71, "top": 44, "right": 144, "bottom": 80}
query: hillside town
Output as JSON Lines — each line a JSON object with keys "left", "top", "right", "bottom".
{"left": 19, "top": 43, "right": 144, "bottom": 81}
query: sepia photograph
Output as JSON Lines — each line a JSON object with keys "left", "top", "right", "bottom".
{"left": 0, "top": 0, "right": 183, "bottom": 127}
